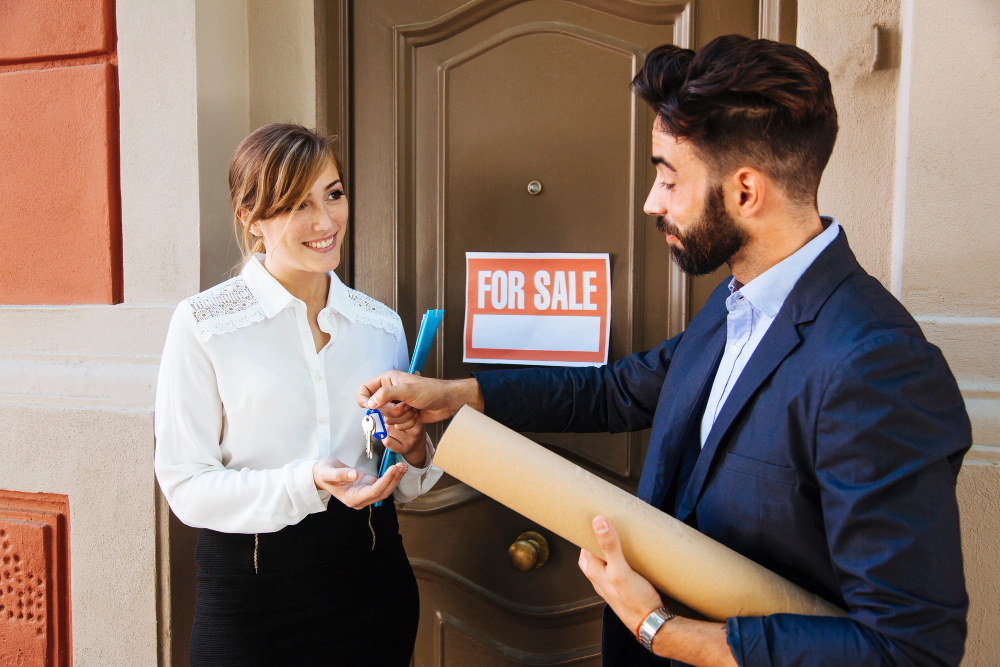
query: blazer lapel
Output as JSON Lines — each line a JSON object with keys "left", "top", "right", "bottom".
{"left": 672, "top": 227, "right": 861, "bottom": 523}
{"left": 675, "top": 307, "right": 802, "bottom": 522}
{"left": 637, "top": 291, "right": 728, "bottom": 506}
{"left": 639, "top": 324, "right": 727, "bottom": 507}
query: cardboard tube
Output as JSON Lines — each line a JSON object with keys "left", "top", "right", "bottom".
{"left": 435, "top": 406, "right": 845, "bottom": 621}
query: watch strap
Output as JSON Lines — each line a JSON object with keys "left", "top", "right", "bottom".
{"left": 637, "top": 606, "right": 676, "bottom": 652}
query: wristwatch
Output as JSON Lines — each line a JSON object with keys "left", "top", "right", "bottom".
{"left": 637, "top": 606, "right": 676, "bottom": 653}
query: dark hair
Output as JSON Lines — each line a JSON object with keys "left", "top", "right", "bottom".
{"left": 632, "top": 35, "right": 838, "bottom": 206}
{"left": 229, "top": 123, "right": 344, "bottom": 262}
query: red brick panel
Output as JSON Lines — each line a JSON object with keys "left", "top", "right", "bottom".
{"left": 0, "top": 520, "right": 51, "bottom": 665}
{"left": 0, "top": 0, "right": 115, "bottom": 63}
{"left": 0, "top": 64, "right": 122, "bottom": 304}
{"left": 0, "top": 492, "right": 70, "bottom": 667}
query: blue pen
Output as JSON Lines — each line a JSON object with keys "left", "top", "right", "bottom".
{"left": 375, "top": 309, "right": 444, "bottom": 505}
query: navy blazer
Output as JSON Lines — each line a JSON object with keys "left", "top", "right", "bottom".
{"left": 474, "top": 231, "right": 970, "bottom": 666}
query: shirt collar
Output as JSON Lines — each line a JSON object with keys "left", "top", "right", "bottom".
{"left": 241, "top": 254, "right": 354, "bottom": 321}
{"left": 325, "top": 270, "right": 357, "bottom": 323}
{"left": 242, "top": 255, "right": 295, "bottom": 319}
{"left": 730, "top": 216, "right": 841, "bottom": 318}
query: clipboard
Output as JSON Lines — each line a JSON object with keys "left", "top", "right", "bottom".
{"left": 374, "top": 309, "right": 444, "bottom": 505}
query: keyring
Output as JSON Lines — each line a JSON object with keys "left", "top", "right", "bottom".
{"left": 365, "top": 408, "right": 388, "bottom": 440}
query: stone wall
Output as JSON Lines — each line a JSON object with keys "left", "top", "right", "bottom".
{"left": 799, "top": 1, "right": 1000, "bottom": 663}
{"left": 0, "top": 0, "right": 200, "bottom": 663}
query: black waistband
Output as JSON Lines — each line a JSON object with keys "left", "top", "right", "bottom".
{"left": 195, "top": 498, "right": 401, "bottom": 577}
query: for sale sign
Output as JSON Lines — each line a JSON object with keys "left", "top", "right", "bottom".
{"left": 463, "top": 252, "right": 611, "bottom": 366}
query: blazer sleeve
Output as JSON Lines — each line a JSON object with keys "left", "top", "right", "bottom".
{"left": 727, "top": 333, "right": 971, "bottom": 667}
{"left": 473, "top": 334, "right": 682, "bottom": 434}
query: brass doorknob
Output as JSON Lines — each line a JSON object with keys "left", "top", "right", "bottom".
{"left": 508, "top": 531, "right": 549, "bottom": 571}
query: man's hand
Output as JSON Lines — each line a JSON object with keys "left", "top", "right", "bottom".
{"left": 357, "top": 371, "right": 484, "bottom": 424}
{"left": 579, "top": 516, "right": 737, "bottom": 667}
{"left": 579, "top": 516, "right": 663, "bottom": 632}
{"left": 312, "top": 457, "right": 407, "bottom": 509}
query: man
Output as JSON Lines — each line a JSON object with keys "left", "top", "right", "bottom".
{"left": 360, "top": 35, "right": 970, "bottom": 666}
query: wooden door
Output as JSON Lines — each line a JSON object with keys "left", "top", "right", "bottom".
{"left": 346, "top": 1, "right": 756, "bottom": 664}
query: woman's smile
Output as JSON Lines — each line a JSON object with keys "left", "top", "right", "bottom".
{"left": 304, "top": 233, "right": 338, "bottom": 252}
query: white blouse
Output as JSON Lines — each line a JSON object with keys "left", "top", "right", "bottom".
{"left": 154, "top": 255, "right": 442, "bottom": 534}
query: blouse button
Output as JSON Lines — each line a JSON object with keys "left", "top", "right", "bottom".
{"left": 319, "top": 417, "right": 328, "bottom": 425}
{"left": 315, "top": 373, "right": 323, "bottom": 381}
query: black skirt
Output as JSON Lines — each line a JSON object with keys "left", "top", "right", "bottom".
{"left": 189, "top": 498, "right": 419, "bottom": 667}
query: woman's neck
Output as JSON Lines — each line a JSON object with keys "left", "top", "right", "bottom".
{"left": 261, "top": 256, "right": 330, "bottom": 312}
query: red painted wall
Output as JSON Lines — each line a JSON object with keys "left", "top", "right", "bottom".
{"left": 0, "top": 0, "right": 121, "bottom": 304}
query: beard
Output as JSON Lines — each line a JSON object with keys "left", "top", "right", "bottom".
{"left": 657, "top": 185, "right": 747, "bottom": 276}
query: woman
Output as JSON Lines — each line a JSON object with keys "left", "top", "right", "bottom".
{"left": 154, "top": 123, "right": 441, "bottom": 666}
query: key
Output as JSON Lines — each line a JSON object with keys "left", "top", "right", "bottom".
{"left": 362, "top": 414, "right": 376, "bottom": 459}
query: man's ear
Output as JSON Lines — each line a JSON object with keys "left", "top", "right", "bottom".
{"left": 732, "top": 167, "right": 766, "bottom": 219}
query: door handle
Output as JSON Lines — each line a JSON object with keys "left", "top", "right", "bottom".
{"left": 508, "top": 531, "right": 549, "bottom": 571}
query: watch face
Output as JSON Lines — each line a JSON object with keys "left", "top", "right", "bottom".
{"left": 639, "top": 608, "right": 673, "bottom": 651}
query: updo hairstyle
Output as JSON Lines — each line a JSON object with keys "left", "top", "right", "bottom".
{"left": 228, "top": 123, "right": 344, "bottom": 263}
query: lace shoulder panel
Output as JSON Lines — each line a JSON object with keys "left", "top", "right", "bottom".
{"left": 343, "top": 287, "right": 403, "bottom": 343}
{"left": 185, "top": 277, "right": 265, "bottom": 342}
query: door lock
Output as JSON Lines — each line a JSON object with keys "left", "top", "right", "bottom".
{"left": 508, "top": 531, "right": 549, "bottom": 571}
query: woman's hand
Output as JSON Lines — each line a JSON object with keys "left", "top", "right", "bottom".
{"left": 312, "top": 457, "right": 407, "bottom": 509}
{"left": 384, "top": 421, "right": 428, "bottom": 468}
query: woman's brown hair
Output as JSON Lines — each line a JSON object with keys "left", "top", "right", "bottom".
{"left": 228, "top": 123, "right": 344, "bottom": 264}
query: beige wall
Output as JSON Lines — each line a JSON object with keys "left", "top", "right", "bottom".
{"left": 120, "top": 1, "right": 202, "bottom": 305}
{"left": 0, "top": 2, "right": 200, "bottom": 663}
{"left": 196, "top": 0, "right": 321, "bottom": 290}
{"left": 903, "top": 3, "right": 1000, "bottom": 663}
{"left": 248, "top": 0, "right": 318, "bottom": 130}
{"left": 899, "top": 0, "right": 1000, "bottom": 454}
{"left": 0, "top": 407, "right": 157, "bottom": 665}
{"left": 196, "top": 0, "right": 250, "bottom": 290}
{"left": 957, "top": 465, "right": 1000, "bottom": 661}
{"left": 799, "top": 0, "right": 1000, "bottom": 663}
{"left": 798, "top": 0, "right": 899, "bottom": 287}
{"left": 0, "top": 1, "right": 323, "bottom": 663}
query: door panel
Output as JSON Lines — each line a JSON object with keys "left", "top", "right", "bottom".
{"left": 349, "top": 2, "right": 757, "bottom": 664}
{"left": 432, "top": 21, "right": 650, "bottom": 482}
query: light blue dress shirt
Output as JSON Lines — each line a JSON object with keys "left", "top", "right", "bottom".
{"left": 699, "top": 217, "right": 841, "bottom": 447}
